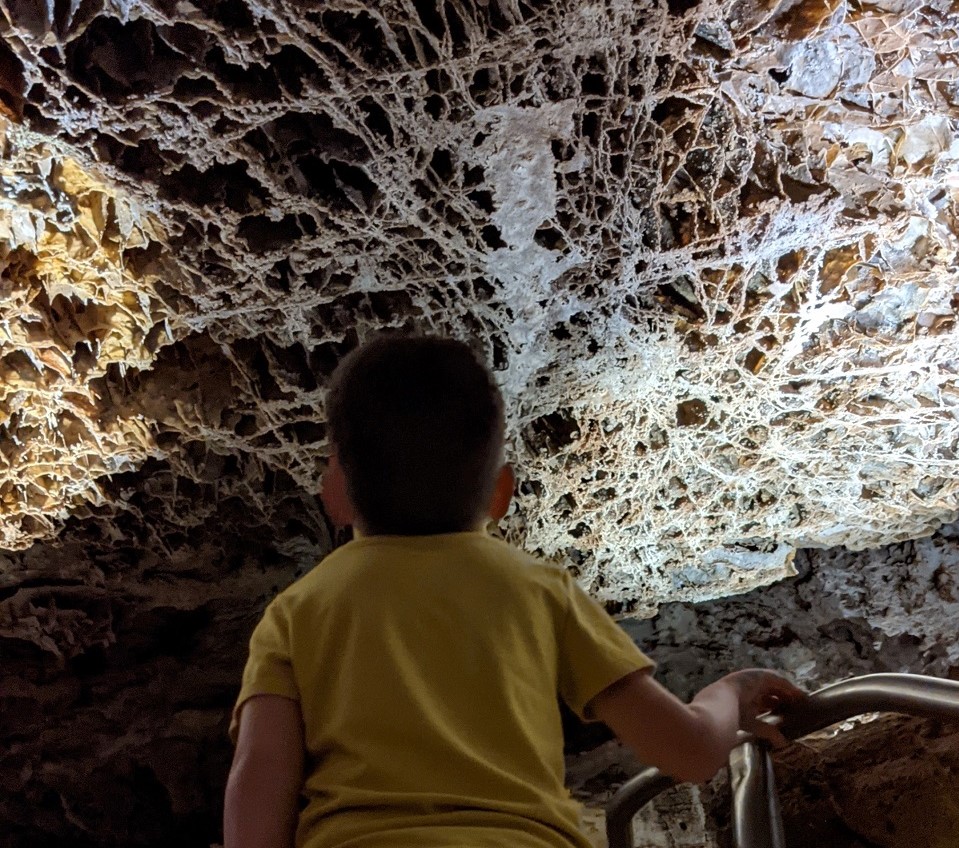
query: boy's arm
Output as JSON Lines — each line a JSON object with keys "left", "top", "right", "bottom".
{"left": 587, "top": 667, "right": 805, "bottom": 784}
{"left": 224, "top": 695, "right": 305, "bottom": 848}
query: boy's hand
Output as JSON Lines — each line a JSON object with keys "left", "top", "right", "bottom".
{"left": 722, "top": 669, "right": 808, "bottom": 747}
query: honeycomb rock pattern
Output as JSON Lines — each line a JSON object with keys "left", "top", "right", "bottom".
{"left": 0, "top": 120, "right": 182, "bottom": 549}
{"left": 1, "top": 1, "right": 959, "bottom": 612}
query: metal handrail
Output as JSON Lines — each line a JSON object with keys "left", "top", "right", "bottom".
{"left": 604, "top": 768, "right": 674, "bottom": 845}
{"left": 776, "top": 672, "right": 959, "bottom": 738}
{"left": 729, "top": 742, "right": 785, "bottom": 848}
{"left": 605, "top": 673, "right": 959, "bottom": 848}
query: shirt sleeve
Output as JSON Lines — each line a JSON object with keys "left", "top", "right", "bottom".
{"left": 229, "top": 598, "right": 300, "bottom": 744}
{"left": 557, "top": 573, "right": 655, "bottom": 721}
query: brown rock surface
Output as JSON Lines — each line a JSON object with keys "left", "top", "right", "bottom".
{"left": 768, "top": 715, "right": 959, "bottom": 848}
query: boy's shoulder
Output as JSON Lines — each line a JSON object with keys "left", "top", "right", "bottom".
{"left": 275, "top": 532, "right": 575, "bottom": 605}
{"left": 461, "top": 532, "right": 575, "bottom": 582}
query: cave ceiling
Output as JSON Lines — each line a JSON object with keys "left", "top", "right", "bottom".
{"left": 1, "top": 0, "right": 959, "bottom": 614}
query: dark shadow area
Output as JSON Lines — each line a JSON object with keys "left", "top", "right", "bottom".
{"left": 0, "top": 327, "right": 337, "bottom": 847}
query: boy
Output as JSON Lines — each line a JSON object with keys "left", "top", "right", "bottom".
{"left": 225, "top": 335, "right": 804, "bottom": 848}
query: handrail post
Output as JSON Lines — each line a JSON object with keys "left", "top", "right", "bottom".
{"left": 605, "top": 768, "right": 675, "bottom": 848}
{"left": 729, "top": 741, "right": 785, "bottom": 848}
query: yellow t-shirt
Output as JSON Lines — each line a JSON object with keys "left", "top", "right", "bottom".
{"left": 231, "top": 532, "right": 653, "bottom": 848}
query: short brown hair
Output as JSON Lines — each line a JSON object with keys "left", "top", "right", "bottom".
{"left": 325, "top": 335, "right": 505, "bottom": 535}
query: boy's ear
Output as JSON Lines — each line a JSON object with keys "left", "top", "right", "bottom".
{"left": 488, "top": 465, "right": 515, "bottom": 522}
{"left": 320, "top": 453, "right": 355, "bottom": 527}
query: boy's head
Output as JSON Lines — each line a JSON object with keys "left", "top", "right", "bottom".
{"left": 323, "top": 334, "right": 509, "bottom": 536}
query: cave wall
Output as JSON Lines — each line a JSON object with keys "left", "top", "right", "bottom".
{"left": 0, "top": 483, "right": 319, "bottom": 848}
{"left": 568, "top": 523, "right": 959, "bottom": 847}
{"left": 4, "top": 522, "right": 958, "bottom": 847}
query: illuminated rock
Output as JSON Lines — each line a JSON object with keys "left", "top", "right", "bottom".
{"left": 1, "top": 1, "right": 958, "bottom": 608}
{"left": 0, "top": 120, "right": 179, "bottom": 550}
{"left": 0, "top": 1, "right": 958, "bottom": 604}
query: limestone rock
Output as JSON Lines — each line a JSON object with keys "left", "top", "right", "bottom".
{"left": 0, "top": 1, "right": 956, "bottom": 609}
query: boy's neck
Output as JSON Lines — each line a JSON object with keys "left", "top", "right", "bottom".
{"left": 351, "top": 521, "right": 490, "bottom": 539}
